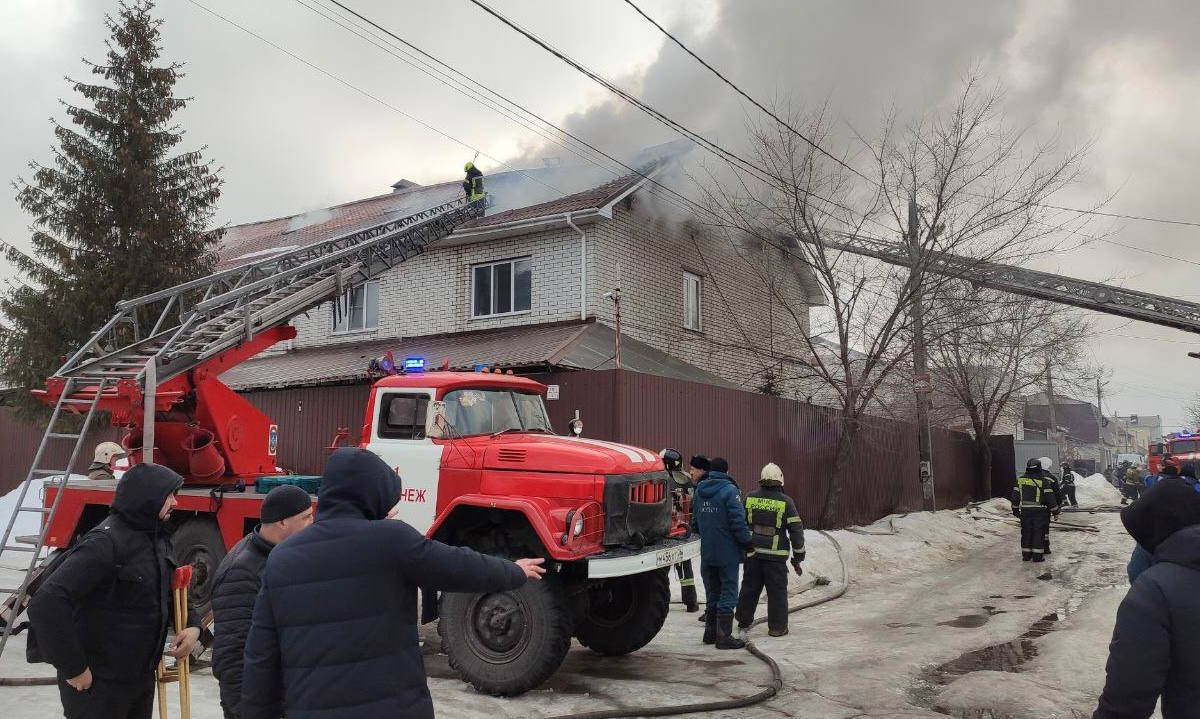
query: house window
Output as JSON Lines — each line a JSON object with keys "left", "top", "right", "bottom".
{"left": 472, "top": 258, "right": 531, "bottom": 318}
{"left": 683, "top": 271, "right": 702, "bottom": 331}
{"left": 377, "top": 392, "right": 430, "bottom": 440}
{"left": 333, "top": 281, "right": 379, "bottom": 333}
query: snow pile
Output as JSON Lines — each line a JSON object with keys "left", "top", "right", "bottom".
{"left": 1074, "top": 472, "right": 1124, "bottom": 506}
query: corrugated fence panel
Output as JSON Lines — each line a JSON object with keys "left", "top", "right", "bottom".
{"left": 0, "top": 408, "right": 122, "bottom": 495}
{"left": 239, "top": 384, "right": 371, "bottom": 476}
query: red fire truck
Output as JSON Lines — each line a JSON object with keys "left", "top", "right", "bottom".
{"left": 1148, "top": 432, "right": 1200, "bottom": 476}
{"left": 0, "top": 198, "right": 698, "bottom": 696}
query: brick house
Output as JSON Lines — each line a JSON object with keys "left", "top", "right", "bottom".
{"left": 218, "top": 149, "right": 824, "bottom": 396}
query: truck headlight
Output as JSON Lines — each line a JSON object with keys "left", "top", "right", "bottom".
{"left": 573, "top": 516, "right": 585, "bottom": 537}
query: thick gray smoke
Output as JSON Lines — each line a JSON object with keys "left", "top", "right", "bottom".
{"left": 512, "top": 0, "right": 1200, "bottom": 426}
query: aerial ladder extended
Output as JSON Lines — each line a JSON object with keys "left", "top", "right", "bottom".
{"left": 0, "top": 195, "right": 485, "bottom": 659}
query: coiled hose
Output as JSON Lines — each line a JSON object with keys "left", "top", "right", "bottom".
{"left": 547, "top": 530, "right": 849, "bottom": 719}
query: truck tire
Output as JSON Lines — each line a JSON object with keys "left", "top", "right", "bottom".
{"left": 574, "top": 568, "right": 670, "bottom": 656}
{"left": 172, "top": 518, "right": 226, "bottom": 616}
{"left": 438, "top": 578, "right": 572, "bottom": 696}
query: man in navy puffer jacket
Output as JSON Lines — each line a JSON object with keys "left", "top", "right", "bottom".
{"left": 240, "top": 448, "right": 545, "bottom": 719}
{"left": 691, "top": 456, "right": 752, "bottom": 650}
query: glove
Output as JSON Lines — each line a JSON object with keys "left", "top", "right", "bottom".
{"left": 741, "top": 546, "right": 755, "bottom": 562}
{"left": 1012, "top": 505, "right": 1021, "bottom": 518}
{"left": 790, "top": 557, "right": 803, "bottom": 577}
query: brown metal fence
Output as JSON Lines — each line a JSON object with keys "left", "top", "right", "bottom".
{"left": 3, "top": 369, "right": 990, "bottom": 527}
{"left": 0, "top": 408, "right": 121, "bottom": 495}
{"left": 540, "top": 370, "right": 982, "bottom": 528}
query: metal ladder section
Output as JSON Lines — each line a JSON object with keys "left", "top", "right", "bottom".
{"left": 817, "top": 231, "right": 1200, "bottom": 334}
{"left": 56, "top": 195, "right": 485, "bottom": 388}
{"left": 0, "top": 377, "right": 111, "bottom": 659}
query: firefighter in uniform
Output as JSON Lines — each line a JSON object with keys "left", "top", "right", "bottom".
{"left": 463, "top": 161, "right": 485, "bottom": 202}
{"left": 661, "top": 448, "right": 699, "bottom": 612}
{"left": 87, "top": 442, "right": 125, "bottom": 481}
{"left": 735, "top": 463, "right": 804, "bottom": 636}
{"left": 1013, "top": 458, "right": 1060, "bottom": 562}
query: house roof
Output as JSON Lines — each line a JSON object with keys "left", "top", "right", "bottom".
{"left": 1023, "top": 400, "right": 1101, "bottom": 444}
{"left": 218, "top": 320, "right": 736, "bottom": 392}
{"left": 214, "top": 162, "right": 660, "bottom": 270}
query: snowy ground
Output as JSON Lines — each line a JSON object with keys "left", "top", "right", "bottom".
{"left": 0, "top": 493, "right": 1138, "bottom": 718}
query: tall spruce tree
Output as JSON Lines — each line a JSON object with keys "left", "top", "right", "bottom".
{"left": 1, "top": 0, "right": 221, "bottom": 418}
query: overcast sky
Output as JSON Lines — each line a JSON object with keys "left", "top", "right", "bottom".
{"left": 3, "top": 0, "right": 1199, "bottom": 431}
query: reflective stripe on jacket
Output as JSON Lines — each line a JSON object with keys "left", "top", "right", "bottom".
{"left": 743, "top": 486, "right": 805, "bottom": 561}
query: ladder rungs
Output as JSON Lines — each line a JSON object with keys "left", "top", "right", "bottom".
{"left": 31, "top": 469, "right": 68, "bottom": 475}
{"left": 1, "top": 546, "right": 37, "bottom": 553}
{"left": 0, "top": 588, "right": 28, "bottom": 596}
{"left": 47, "top": 433, "right": 82, "bottom": 440}
{"left": 19, "top": 506, "right": 51, "bottom": 514}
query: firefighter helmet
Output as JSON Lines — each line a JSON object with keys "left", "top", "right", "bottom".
{"left": 464, "top": 161, "right": 474, "bottom": 171}
{"left": 1038, "top": 457, "right": 1054, "bottom": 471}
{"left": 660, "top": 448, "right": 683, "bottom": 472}
{"left": 93, "top": 441, "right": 125, "bottom": 465}
{"left": 760, "top": 462, "right": 784, "bottom": 486}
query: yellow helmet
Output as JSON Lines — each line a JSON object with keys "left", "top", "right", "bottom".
{"left": 94, "top": 441, "right": 125, "bottom": 464}
{"left": 464, "top": 161, "right": 474, "bottom": 171}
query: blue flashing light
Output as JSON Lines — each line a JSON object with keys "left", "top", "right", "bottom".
{"left": 474, "top": 364, "right": 487, "bottom": 372}
{"left": 1179, "top": 431, "right": 1193, "bottom": 438}
{"left": 404, "top": 356, "right": 426, "bottom": 372}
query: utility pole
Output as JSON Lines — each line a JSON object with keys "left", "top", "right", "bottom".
{"left": 1044, "top": 358, "right": 1059, "bottom": 455}
{"left": 908, "top": 194, "right": 935, "bottom": 511}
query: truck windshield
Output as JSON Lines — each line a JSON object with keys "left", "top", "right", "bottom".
{"left": 1171, "top": 439, "right": 1199, "bottom": 454}
{"left": 442, "top": 388, "right": 553, "bottom": 436}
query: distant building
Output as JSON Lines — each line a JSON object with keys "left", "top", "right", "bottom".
{"left": 1109, "top": 414, "right": 1163, "bottom": 454}
{"left": 1022, "top": 392, "right": 1124, "bottom": 471}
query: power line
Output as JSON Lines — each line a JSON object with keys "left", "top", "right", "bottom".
{"left": 621, "top": 0, "right": 1200, "bottom": 232}
{"left": 183, "top": 0, "right": 568, "bottom": 200}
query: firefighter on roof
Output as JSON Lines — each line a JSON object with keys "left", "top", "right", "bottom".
{"left": 661, "top": 448, "right": 699, "bottom": 612}
{"left": 463, "top": 161, "right": 484, "bottom": 202}
{"left": 1013, "top": 458, "right": 1060, "bottom": 562}
{"left": 735, "top": 462, "right": 805, "bottom": 637}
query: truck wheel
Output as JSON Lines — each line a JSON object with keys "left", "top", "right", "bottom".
{"left": 438, "top": 578, "right": 572, "bottom": 696}
{"left": 574, "top": 569, "right": 670, "bottom": 656}
{"left": 173, "top": 519, "right": 226, "bottom": 616}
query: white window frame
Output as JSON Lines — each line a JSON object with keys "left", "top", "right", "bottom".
{"left": 332, "top": 280, "right": 379, "bottom": 334}
{"left": 471, "top": 257, "right": 532, "bottom": 319}
{"left": 683, "top": 271, "right": 703, "bottom": 331}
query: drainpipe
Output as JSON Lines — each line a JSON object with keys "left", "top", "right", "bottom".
{"left": 565, "top": 213, "right": 586, "bottom": 321}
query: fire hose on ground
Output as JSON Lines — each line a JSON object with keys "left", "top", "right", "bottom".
{"left": 547, "top": 530, "right": 849, "bottom": 719}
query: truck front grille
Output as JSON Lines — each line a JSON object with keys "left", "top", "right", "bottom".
{"left": 602, "top": 471, "right": 671, "bottom": 548}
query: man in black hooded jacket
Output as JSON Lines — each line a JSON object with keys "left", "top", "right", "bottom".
{"left": 240, "top": 448, "right": 545, "bottom": 719}
{"left": 1094, "top": 475, "right": 1200, "bottom": 718}
{"left": 211, "top": 484, "right": 313, "bottom": 718}
{"left": 28, "top": 464, "right": 201, "bottom": 719}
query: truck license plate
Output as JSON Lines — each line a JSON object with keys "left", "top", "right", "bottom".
{"left": 655, "top": 547, "right": 684, "bottom": 568}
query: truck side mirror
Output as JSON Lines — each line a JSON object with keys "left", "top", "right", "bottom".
{"left": 426, "top": 400, "right": 451, "bottom": 439}
{"left": 566, "top": 409, "right": 583, "bottom": 437}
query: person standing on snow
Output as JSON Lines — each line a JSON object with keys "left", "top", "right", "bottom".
{"left": 1060, "top": 462, "right": 1078, "bottom": 507}
{"left": 28, "top": 464, "right": 201, "bottom": 719}
{"left": 86, "top": 441, "right": 125, "bottom": 481}
{"left": 1094, "top": 475, "right": 1200, "bottom": 718}
{"left": 1122, "top": 464, "right": 1146, "bottom": 504}
{"left": 239, "top": 448, "right": 545, "bottom": 719}
{"left": 661, "top": 448, "right": 699, "bottom": 612}
{"left": 1037, "top": 457, "right": 1063, "bottom": 556}
{"left": 211, "top": 485, "right": 314, "bottom": 719}
{"left": 735, "top": 462, "right": 805, "bottom": 637}
{"left": 1013, "top": 458, "right": 1059, "bottom": 562}
{"left": 691, "top": 456, "right": 752, "bottom": 650}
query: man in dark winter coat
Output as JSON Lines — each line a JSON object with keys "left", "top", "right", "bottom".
{"left": 28, "top": 464, "right": 200, "bottom": 719}
{"left": 239, "top": 448, "right": 545, "bottom": 719}
{"left": 691, "top": 456, "right": 752, "bottom": 650}
{"left": 1012, "top": 458, "right": 1059, "bottom": 562}
{"left": 1094, "top": 476, "right": 1200, "bottom": 718}
{"left": 211, "top": 485, "right": 313, "bottom": 718}
{"left": 736, "top": 462, "right": 805, "bottom": 637}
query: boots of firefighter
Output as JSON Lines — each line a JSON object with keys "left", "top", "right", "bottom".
{"left": 702, "top": 611, "right": 717, "bottom": 644}
{"left": 768, "top": 626, "right": 789, "bottom": 638}
{"left": 1022, "top": 552, "right": 1033, "bottom": 561}
{"left": 715, "top": 613, "right": 746, "bottom": 650}
{"left": 698, "top": 607, "right": 708, "bottom": 623}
